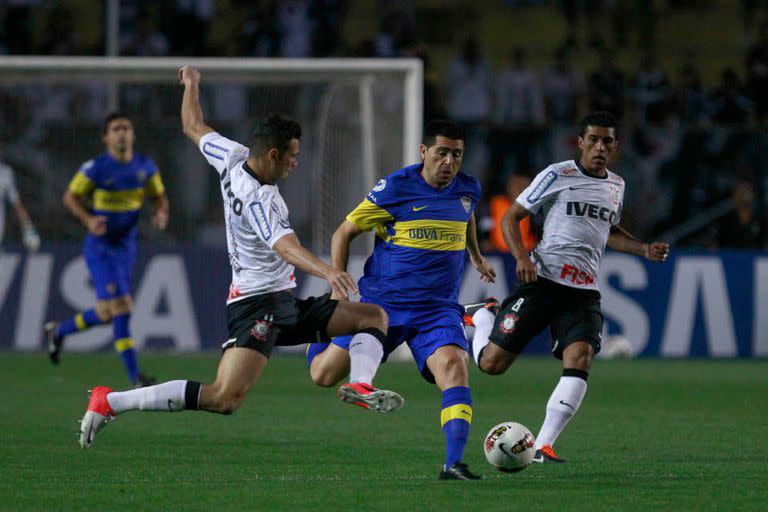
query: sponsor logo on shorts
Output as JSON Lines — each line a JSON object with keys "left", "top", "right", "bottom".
{"left": 500, "top": 313, "right": 519, "bottom": 334}
{"left": 526, "top": 171, "right": 557, "bottom": 203}
{"left": 250, "top": 319, "right": 272, "bottom": 342}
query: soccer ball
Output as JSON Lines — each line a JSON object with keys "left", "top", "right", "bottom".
{"left": 483, "top": 422, "right": 535, "bottom": 473}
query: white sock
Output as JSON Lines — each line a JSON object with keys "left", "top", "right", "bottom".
{"left": 107, "top": 380, "right": 189, "bottom": 414}
{"left": 348, "top": 332, "right": 384, "bottom": 385}
{"left": 535, "top": 375, "right": 588, "bottom": 449}
{"left": 471, "top": 308, "right": 495, "bottom": 366}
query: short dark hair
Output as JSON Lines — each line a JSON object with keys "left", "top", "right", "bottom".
{"left": 103, "top": 112, "right": 130, "bottom": 133}
{"left": 423, "top": 119, "right": 465, "bottom": 146}
{"left": 578, "top": 111, "right": 618, "bottom": 138}
{"left": 250, "top": 113, "right": 302, "bottom": 156}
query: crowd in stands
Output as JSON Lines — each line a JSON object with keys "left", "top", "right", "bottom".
{"left": 0, "top": 0, "right": 765, "bottom": 249}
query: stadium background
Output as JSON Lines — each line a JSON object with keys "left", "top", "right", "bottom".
{"left": 0, "top": 0, "right": 765, "bottom": 357}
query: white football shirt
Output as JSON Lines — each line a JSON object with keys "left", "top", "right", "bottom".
{"left": 516, "top": 160, "right": 624, "bottom": 291}
{"left": 0, "top": 162, "right": 20, "bottom": 246}
{"left": 198, "top": 132, "right": 296, "bottom": 303}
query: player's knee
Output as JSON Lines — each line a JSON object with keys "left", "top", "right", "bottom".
{"left": 363, "top": 305, "right": 388, "bottom": 331}
{"left": 109, "top": 296, "right": 133, "bottom": 316}
{"left": 310, "top": 368, "right": 339, "bottom": 388}
{"left": 479, "top": 355, "right": 509, "bottom": 375}
{"left": 441, "top": 354, "right": 468, "bottom": 381}
{"left": 95, "top": 304, "right": 112, "bottom": 322}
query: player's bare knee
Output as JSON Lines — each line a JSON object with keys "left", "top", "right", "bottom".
{"left": 310, "top": 369, "right": 339, "bottom": 388}
{"left": 95, "top": 303, "right": 112, "bottom": 322}
{"left": 479, "top": 353, "right": 512, "bottom": 375}
{"left": 362, "top": 305, "right": 388, "bottom": 332}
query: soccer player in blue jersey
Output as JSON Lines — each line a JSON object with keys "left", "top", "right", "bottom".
{"left": 307, "top": 120, "right": 497, "bottom": 480}
{"left": 45, "top": 112, "right": 169, "bottom": 387}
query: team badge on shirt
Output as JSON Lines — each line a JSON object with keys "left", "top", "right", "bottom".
{"left": 461, "top": 196, "right": 472, "bottom": 213}
{"left": 609, "top": 185, "right": 620, "bottom": 206}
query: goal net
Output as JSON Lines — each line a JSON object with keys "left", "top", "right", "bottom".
{"left": 0, "top": 57, "right": 422, "bottom": 254}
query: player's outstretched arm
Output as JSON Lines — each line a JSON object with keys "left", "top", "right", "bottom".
{"left": 608, "top": 225, "right": 670, "bottom": 262}
{"left": 274, "top": 232, "right": 359, "bottom": 298}
{"left": 330, "top": 220, "right": 363, "bottom": 298}
{"left": 501, "top": 202, "right": 537, "bottom": 282}
{"left": 178, "top": 66, "right": 215, "bottom": 145}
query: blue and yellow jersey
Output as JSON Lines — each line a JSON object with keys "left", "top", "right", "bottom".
{"left": 68, "top": 153, "right": 164, "bottom": 244}
{"left": 348, "top": 163, "right": 481, "bottom": 306}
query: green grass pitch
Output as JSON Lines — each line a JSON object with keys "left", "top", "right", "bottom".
{"left": 0, "top": 354, "right": 765, "bottom": 511}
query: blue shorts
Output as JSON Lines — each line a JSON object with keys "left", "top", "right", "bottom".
{"left": 84, "top": 237, "right": 136, "bottom": 300}
{"left": 323, "top": 298, "right": 467, "bottom": 384}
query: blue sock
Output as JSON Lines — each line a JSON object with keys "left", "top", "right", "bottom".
{"left": 441, "top": 386, "right": 473, "bottom": 468}
{"left": 113, "top": 313, "right": 139, "bottom": 384}
{"left": 56, "top": 309, "right": 103, "bottom": 338}
{"left": 306, "top": 342, "right": 330, "bottom": 367}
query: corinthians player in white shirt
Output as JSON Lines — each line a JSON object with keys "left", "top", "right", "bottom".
{"left": 466, "top": 112, "right": 670, "bottom": 463}
{"left": 78, "top": 66, "right": 403, "bottom": 448}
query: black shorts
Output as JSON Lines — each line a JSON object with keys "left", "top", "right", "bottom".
{"left": 223, "top": 291, "right": 338, "bottom": 358}
{"left": 488, "top": 277, "right": 603, "bottom": 359}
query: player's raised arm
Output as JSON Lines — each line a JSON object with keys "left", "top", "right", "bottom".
{"left": 501, "top": 201, "right": 537, "bottom": 282}
{"left": 608, "top": 225, "right": 670, "bottom": 262}
{"left": 273, "top": 232, "right": 358, "bottom": 298}
{"left": 178, "top": 66, "right": 215, "bottom": 145}
{"left": 466, "top": 212, "right": 496, "bottom": 283}
{"left": 330, "top": 220, "right": 364, "bottom": 299}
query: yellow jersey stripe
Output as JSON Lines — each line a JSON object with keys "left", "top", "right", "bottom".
{"left": 74, "top": 313, "right": 86, "bottom": 331}
{"left": 114, "top": 338, "right": 134, "bottom": 352}
{"left": 347, "top": 199, "right": 394, "bottom": 232}
{"left": 68, "top": 171, "right": 95, "bottom": 196}
{"left": 392, "top": 219, "right": 467, "bottom": 251}
{"left": 441, "top": 404, "right": 473, "bottom": 426}
{"left": 145, "top": 173, "right": 166, "bottom": 197}
{"left": 93, "top": 188, "right": 144, "bottom": 212}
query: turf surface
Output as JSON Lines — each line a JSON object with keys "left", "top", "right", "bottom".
{"left": 0, "top": 354, "right": 765, "bottom": 511}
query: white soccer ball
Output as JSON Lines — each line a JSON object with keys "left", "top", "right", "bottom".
{"left": 483, "top": 422, "right": 535, "bottom": 473}
{"left": 600, "top": 335, "right": 634, "bottom": 359}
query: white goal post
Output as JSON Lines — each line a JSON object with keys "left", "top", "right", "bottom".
{"left": 0, "top": 56, "right": 423, "bottom": 253}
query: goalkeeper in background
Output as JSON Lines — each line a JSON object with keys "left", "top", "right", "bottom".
{"left": 44, "top": 112, "right": 169, "bottom": 387}
{"left": 0, "top": 157, "right": 40, "bottom": 252}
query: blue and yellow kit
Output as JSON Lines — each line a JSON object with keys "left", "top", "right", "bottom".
{"left": 321, "top": 163, "right": 481, "bottom": 382}
{"left": 68, "top": 153, "right": 165, "bottom": 299}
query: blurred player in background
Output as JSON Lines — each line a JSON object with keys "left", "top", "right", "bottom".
{"left": 76, "top": 66, "right": 402, "bottom": 449}
{"left": 44, "top": 112, "right": 169, "bottom": 387}
{"left": 307, "top": 120, "right": 496, "bottom": 480}
{"left": 466, "top": 111, "right": 670, "bottom": 463}
{"left": 0, "top": 156, "right": 40, "bottom": 252}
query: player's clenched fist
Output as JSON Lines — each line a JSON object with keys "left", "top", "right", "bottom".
{"left": 645, "top": 241, "right": 670, "bottom": 262}
{"left": 178, "top": 65, "right": 200, "bottom": 85}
